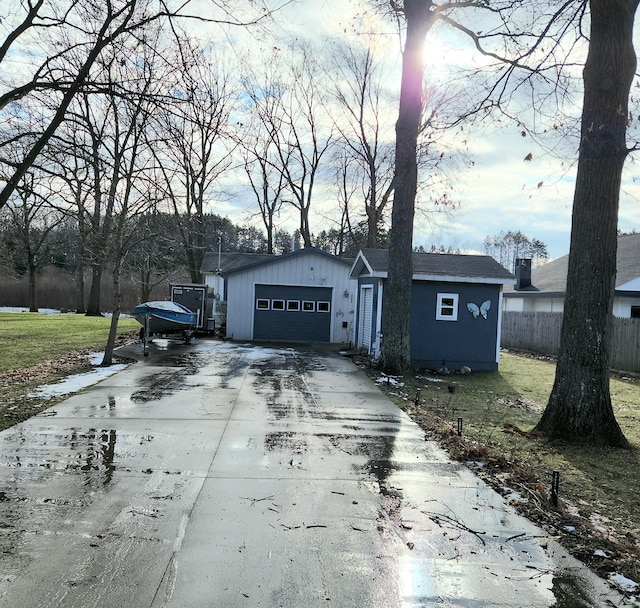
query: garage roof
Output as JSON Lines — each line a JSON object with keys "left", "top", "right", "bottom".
{"left": 219, "top": 247, "right": 353, "bottom": 277}
{"left": 201, "top": 251, "right": 275, "bottom": 274}
{"left": 351, "top": 248, "right": 513, "bottom": 284}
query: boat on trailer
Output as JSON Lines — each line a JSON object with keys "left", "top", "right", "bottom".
{"left": 132, "top": 301, "right": 198, "bottom": 356}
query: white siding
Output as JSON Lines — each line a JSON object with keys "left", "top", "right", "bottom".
{"left": 204, "top": 274, "right": 226, "bottom": 326}
{"left": 224, "top": 252, "right": 357, "bottom": 343}
{"left": 504, "top": 296, "right": 564, "bottom": 314}
{"left": 613, "top": 296, "right": 640, "bottom": 318}
{"left": 508, "top": 294, "right": 640, "bottom": 319}
{"left": 503, "top": 297, "right": 524, "bottom": 312}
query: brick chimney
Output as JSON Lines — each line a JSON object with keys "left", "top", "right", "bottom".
{"left": 514, "top": 258, "right": 532, "bottom": 290}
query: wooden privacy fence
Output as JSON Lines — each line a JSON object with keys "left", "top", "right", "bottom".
{"left": 501, "top": 311, "right": 640, "bottom": 373}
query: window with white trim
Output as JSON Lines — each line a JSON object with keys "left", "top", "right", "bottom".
{"left": 317, "top": 301, "right": 330, "bottom": 313}
{"left": 256, "top": 299, "right": 270, "bottom": 310}
{"left": 302, "top": 301, "right": 315, "bottom": 312}
{"left": 436, "top": 293, "right": 458, "bottom": 321}
{"left": 271, "top": 299, "right": 285, "bottom": 311}
{"left": 287, "top": 300, "right": 300, "bottom": 311}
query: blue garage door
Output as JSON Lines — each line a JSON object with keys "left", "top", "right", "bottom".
{"left": 254, "top": 285, "right": 332, "bottom": 342}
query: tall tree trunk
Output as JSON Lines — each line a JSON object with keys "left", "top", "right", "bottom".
{"left": 536, "top": 0, "right": 637, "bottom": 447}
{"left": 75, "top": 218, "right": 86, "bottom": 313}
{"left": 86, "top": 264, "right": 103, "bottom": 316}
{"left": 102, "top": 261, "right": 122, "bottom": 366}
{"left": 300, "top": 206, "right": 312, "bottom": 248}
{"left": 380, "top": 0, "right": 434, "bottom": 373}
{"left": 366, "top": 207, "right": 378, "bottom": 248}
{"left": 75, "top": 262, "right": 85, "bottom": 313}
{"left": 27, "top": 251, "right": 37, "bottom": 312}
{"left": 140, "top": 260, "right": 151, "bottom": 303}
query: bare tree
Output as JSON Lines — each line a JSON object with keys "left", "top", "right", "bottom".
{"left": 242, "top": 44, "right": 334, "bottom": 248}
{"left": 0, "top": 168, "right": 64, "bottom": 311}
{"left": 371, "top": 0, "right": 634, "bottom": 445}
{"left": 150, "top": 45, "right": 237, "bottom": 282}
{"left": 379, "top": 0, "right": 434, "bottom": 372}
{"left": 102, "top": 105, "right": 160, "bottom": 364}
{"left": 0, "top": 0, "right": 282, "bottom": 210}
{"left": 329, "top": 40, "right": 396, "bottom": 249}
{"left": 238, "top": 119, "right": 287, "bottom": 254}
{"left": 535, "top": 0, "right": 638, "bottom": 447}
{"left": 40, "top": 126, "right": 95, "bottom": 313}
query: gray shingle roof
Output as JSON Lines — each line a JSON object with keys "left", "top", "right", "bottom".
{"left": 202, "top": 247, "right": 354, "bottom": 277}
{"left": 503, "top": 232, "right": 640, "bottom": 295}
{"left": 201, "top": 251, "right": 275, "bottom": 274}
{"left": 358, "top": 248, "right": 513, "bottom": 280}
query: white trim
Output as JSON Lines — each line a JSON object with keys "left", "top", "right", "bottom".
{"left": 358, "top": 285, "right": 374, "bottom": 352}
{"left": 374, "top": 280, "right": 384, "bottom": 358}
{"left": 413, "top": 273, "right": 511, "bottom": 285}
{"left": 496, "top": 291, "right": 504, "bottom": 363}
{"left": 349, "top": 251, "right": 375, "bottom": 279}
{"left": 436, "top": 293, "right": 459, "bottom": 321}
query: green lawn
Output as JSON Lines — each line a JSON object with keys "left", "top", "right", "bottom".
{"left": 0, "top": 312, "right": 139, "bottom": 373}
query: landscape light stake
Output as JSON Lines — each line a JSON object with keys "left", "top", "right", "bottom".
{"left": 551, "top": 471, "right": 560, "bottom": 507}
{"left": 457, "top": 417, "right": 463, "bottom": 437}
{"left": 415, "top": 388, "right": 421, "bottom": 405}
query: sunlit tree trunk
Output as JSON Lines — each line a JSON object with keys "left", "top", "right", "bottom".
{"left": 536, "top": 0, "right": 637, "bottom": 447}
{"left": 380, "top": 0, "right": 434, "bottom": 373}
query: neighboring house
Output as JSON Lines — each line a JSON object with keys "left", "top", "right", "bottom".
{"left": 350, "top": 249, "right": 514, "bottom": 371}
{"left": 209, "top": 248, "right": 356, "bottom": 343}
{"left": 503, "top": 233, "right": 640, "bottom": 318}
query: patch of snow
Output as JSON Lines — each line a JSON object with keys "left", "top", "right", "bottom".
{"left": 29, "top": 352, "right": 128, "bottom": 399}
{"left": 563, "top": 525, "right": 576, "bottom": 533}
{"left": 424, "top": 377, "right": 444, "bottom": 383}
{"left": 375, "top": 375, "right": 404, "bottom": 387}
{"left": 593, "top": 549, "right": 610, "bottom": 558}
{"left": 501, "top": 486, "right": 527, "bottom": 504}
{"left": 0, "top": 306, "right": 60, "bottom": 314}
{"left": 609, "top": 573, "right": 638, "bottom": 593}
{"left": 212, "top": 342, "right": 294, "bottom": 361}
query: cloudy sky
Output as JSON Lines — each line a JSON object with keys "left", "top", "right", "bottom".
{"left": 4, "top": 0, "right": 640, "bottom": 262}
{"left": 233, "top": 0, "right": 638, "bottom": 262}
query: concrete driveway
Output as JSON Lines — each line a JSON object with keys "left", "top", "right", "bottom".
{"left": 0, "top": 339, "right": 626, "bottom": 607}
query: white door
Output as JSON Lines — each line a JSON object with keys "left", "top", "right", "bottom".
{"left": 359, "top": 286, "right": 373, "bottom": 353}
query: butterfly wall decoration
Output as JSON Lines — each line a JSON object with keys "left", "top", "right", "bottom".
{"left": 467, "top": 300, "right": 491, "bottom": 319}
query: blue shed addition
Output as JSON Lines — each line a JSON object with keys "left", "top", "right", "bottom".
{"left": 350, "top": 249, "right": 514, "bottom": 371}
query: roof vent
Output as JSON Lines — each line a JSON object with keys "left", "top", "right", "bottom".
{"left": 514, "top": 258, "right": 532, "bottom": 290}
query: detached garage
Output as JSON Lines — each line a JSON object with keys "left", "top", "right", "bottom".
{"left": 254, "top": 284, "right": 332, "bottom": 341}
{"left": 222, "top": 248, "right": 355, "bottom": 344}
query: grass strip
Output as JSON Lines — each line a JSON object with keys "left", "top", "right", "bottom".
{"left": 0, "top": 312, "right": 139, "bottom": 372}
